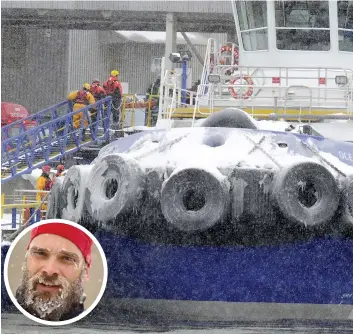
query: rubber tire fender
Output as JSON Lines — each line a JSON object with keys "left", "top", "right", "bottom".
{"left": 271, "top": 162, "right": 340, "bottom": 226}
{"left": 160, "top": 167, "right": 230, "bottom": 232}
{"left": 201, "top": 108, "right": 258, "bottom": 130}
{"left": 61, "top": 165, "right": 93, "bottom": 222}
{"left": 46, "top": 176, "right": 64, "bottom": 219}
{"left": 343, "top": 176, "right": 353, "bottom": 224}
{"left": 85, "top": 153, "right": 145, "bottom": 222}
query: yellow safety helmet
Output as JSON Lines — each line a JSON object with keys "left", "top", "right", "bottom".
{"left": 111, "top": 69, "right": 119, "bottom": 76}
{"left": 83, "top": 83, "right": 91, "bottom": 90}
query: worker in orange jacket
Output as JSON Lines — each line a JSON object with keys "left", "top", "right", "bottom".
{"left": 36, "top": 165, "right": 52, "bottom": 218}
{"left": 67, "top": 83, "right": 96, "bottom": 129}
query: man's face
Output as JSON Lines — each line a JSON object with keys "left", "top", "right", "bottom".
{"left": 17, "top": 234, "right": 89, "bottom": 321}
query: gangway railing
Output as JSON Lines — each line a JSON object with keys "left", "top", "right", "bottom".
{"left": 1, "top": 97, "right": 112, "bottom": 184}
{"left": 1, "top": 190, "right": 47, "bottom": 229}
{"left": 157, "top": 69, "right": 198, "bottom": 126}
{"left": 192, "top": 60, "right": 353, "bottom": 123}
{"left": 191, "top": 37, "right": 353, "bottom": 123}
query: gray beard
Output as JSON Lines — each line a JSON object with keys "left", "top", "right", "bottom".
{"left": 16, "top": 263, "right": 85, "bottom": 321}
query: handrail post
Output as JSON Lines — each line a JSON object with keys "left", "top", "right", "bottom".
{"left": 22, "top": 195, "right": 27, "bottom": 225}
{"left": 1, "top": 193, "right": 4, "bottom": 218}
{"left": 12, "top": 208, "right": 16, "bottom": 229}
{"left": 36, "top": 208, "right": 41, "bottom": 222}
{"left": 147, "top": 95, "right": 152, "bottom": 127}
{"left": 29, "top": 208, "right": 35, "bottom": 225}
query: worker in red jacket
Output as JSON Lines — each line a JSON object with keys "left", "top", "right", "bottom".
{"left": 90, "top": 79, "right": 106, "bottom": 101}
{"left": 49, "top": 164, "right": 65, "bottom": 189}
{"left": 103, "top": 70, "right": 123, "bottom": 128}
{"left": 90, "top": 79, "right": 106, "bottom": 123}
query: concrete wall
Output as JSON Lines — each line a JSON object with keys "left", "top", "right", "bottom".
{"left": 2, "top": 27, "right": 69, "bottom": 113}
{"left": 2, "top": 1, "right": 232, "bottom": 14}
{"left": 67, "top": 30, "right": 111, "bottom": 92}
{"left": 1, "top": 28, "right": 227, "bottom": 112}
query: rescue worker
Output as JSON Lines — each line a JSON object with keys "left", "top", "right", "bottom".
{"left": 103, "top": 70, "right": 123, "bottom": 128}
{"left": 36, "top": 165, "right": 52, "bottom": 219}
{"left": 90, "top": 79, "right": 106, "bottom": 101}
{"left": 49, "top": 164, "right": 65, "bottom": 189}
{"left": 67, "top": 83, "right": 96, "bottom": 131}
{"left": 145, "top": 76, "right": 161, "bottom": 126}
{"left": 90, "top": 79, "right": 106, "bottom": 124}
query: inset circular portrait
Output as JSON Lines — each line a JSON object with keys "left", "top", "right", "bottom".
{"left": 4, "top": 219, "right": 108, "bottom": 326}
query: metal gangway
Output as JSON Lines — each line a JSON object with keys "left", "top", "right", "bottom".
{"left": 1, "top": 97, "right": 112, "bottom": 184}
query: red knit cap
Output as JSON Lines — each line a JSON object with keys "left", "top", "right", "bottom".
{"left": 27, "top": 223, "right": 93, "bottom": 268}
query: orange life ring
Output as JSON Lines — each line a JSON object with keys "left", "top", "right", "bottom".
{"left": 228, "top": 76, "right": 254, "bottom": 100}
{"left": 220, "top": 45, "right": 239, "bottom": 65}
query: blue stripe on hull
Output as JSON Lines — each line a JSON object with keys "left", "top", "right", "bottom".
{"left": 2, "top": 236, "right": 353, "bottom": 312}
{"left": 94, "top": 233, "right": 353, "bottom": 305}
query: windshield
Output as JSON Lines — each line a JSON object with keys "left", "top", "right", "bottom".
{"left": 275, "top": 0, "right": 331, "bottom": 51}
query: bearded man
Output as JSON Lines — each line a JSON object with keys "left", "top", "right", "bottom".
{"left": 15, "top": 223, "right": 93, "bottom": 321}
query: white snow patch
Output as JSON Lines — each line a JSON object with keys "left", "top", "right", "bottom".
{"left": 1, "top": 240, "right": 12, "bottom": 247}
{"left": 169, "top": 162, "right": 227, "bottom": 183}
{"left": 1, "top": 213, "right": 21, "bottom": 230}
{"left": 256, "top": 120, "right": 290, "bottom": 132}
{"left": 136, "top": 128, "right": 316, "bottom": 173}
{"left": 319, "top": 151, "right": 353, "bottom": 179}
{"left": 21, "top": 169, "right": 42, "bottom": 188}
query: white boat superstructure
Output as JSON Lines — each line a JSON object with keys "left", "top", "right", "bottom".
{"left": 156, "top": 0, "right": 353, "bottom": 127}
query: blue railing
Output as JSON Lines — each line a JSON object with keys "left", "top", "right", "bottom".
{"left": 1, "top": 97, "right": 112, "bottom": 184}
{"left": 1, "top": 208, "right": 40, "bottom": 229}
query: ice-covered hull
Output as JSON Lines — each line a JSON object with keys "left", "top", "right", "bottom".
{"left": 2, "top": 120, "right": 353, "bottom": 321}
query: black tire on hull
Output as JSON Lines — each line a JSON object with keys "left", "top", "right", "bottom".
{"left": 229, "top": 167, "right": 275, "bottom": 223}
{"left": 160, "top": 168, "right": 230, "bottom": 232}
{"left": 343, "top": 176, "right": 353, "bottom": 224}
{"left": 46, "top": 177, "right": 64, "bottom": 219}
{"left": 346, "top": 177, "right": 353, "bottom": 213}
{"left": 61, "top": 165, "right": 92, "bottom": 222}
{"left": 85, "top": 154, "right": 145, "bottom": 222}
{"left": 201, "top": 108, "right": 258, "bottom": 129}
{"left": 271, "top": 162, "right": 340, "bottom": 226}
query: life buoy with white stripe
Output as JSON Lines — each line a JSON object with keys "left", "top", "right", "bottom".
{"left": 228, "top": 76, "right": 254, "bottom": 99}
{"left": 220, "top": 45, "right": 239, "bottom": 65}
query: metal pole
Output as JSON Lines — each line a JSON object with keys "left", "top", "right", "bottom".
{"left": 180, "top": 32, "right": 204, "bottom": 66}
{"left": 11, "top": 208, "right": 16, "bottom": 229}
{"left": 182, "top": 59, "right": 188, "bottom": 104}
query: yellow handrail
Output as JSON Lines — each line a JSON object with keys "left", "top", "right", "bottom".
{"left": 1, "top": 193, "right": 4, "bottom": 218}
{"left": 1, "top": 202, "right": 42, "bottom": 209}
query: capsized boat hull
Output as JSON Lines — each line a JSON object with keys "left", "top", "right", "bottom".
{"left": 2, "top": 125, "right": 353, "bottom": 321}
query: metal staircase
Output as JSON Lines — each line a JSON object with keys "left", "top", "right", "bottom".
{"left": 1, "top": 97, "right": 112, "bottom": 184}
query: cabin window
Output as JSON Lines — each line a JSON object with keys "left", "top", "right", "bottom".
{"left": 338, "top": 1, "right": 353, "bottom": 52}
{"left": 275, "top": 1, "right": 331, "bottom": 51}
{"left": 236, "top": 1, "right": 268, "bottom": 51}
